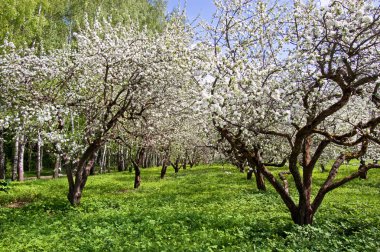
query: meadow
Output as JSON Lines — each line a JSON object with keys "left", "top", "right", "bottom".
{"left": 0, "top": 164, "right": 379, "bottom": 251}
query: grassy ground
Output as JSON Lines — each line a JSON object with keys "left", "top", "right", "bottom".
{"left": 0, "top": 164, "right": 379, "bottom": 251}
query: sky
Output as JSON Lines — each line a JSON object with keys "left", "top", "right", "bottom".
{"left": 166, "top": 0, "right": 331, "bottom": 22}
{"left": 166, "top": 0, "right": 216, "bottom": 22}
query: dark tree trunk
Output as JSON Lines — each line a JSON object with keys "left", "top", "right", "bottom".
{"left": 25, "top": 142, "right": 32, "bottom": 172}
{"left": 247, "top": 163, "right": 266, "bottom": 190}
{"left": 127, "top": 147, "right": 133, "bottom": 173}
{"left": 247, "top": 167, "right": 254, "bottom": 180}
{"left": 131, "top": 147, "right": 145, "bottom": 188}
{"left": 298, "top": 136, "right": 313, "bottom": 225}
{"left": 132, "top": 160, "right": 141, "bottom": 189}
{"left": 238, "top": 163, "right": 244, "bottom": 173}
{"left": 160, "top": 149, "right": 170, "bottom": 179}
{"left": 67, "top": 140, "right": 101, "bottom": 206}
{"left": 291, "top": 209, "right": 314, "bottom": 225}
{"left": 171, "top": 156, "right": 180, "bottom": 173}
{"left": 117, "top": 146, "right": 125, "bottom": 172}
{"left": 160, "top": 162, "right": 168, "bottom": 179}
{"left": 279, "top": 171, "right": 291, "bottom": 194}
{"left": 90, "top": 151, "right": 98, "bottom": 176}
{"left": 359, "top": 159, "right": 367, "bottom": 179}
{"left": 89, "top": 154, "right": 96, "bottom": 176}
{"left": 0, "top": 129, "right": 5, "bottom": 179}
{"left": 156, "top": 154, "right": 162, "bottom": 167}
{"left": 253, "top": 168, "right": 266, "bottom": 191}
{"left": 320, "top": 164, "right": 326, "bottom": 172}
{"left": 182, "top": 158, "right": 187, "bottom": 170}
{"left": 67, "top": 156, "right": 96, "bottom": 206}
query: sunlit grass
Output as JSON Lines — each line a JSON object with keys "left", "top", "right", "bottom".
{"left": 0, "top": 164, "right": 379, "bottom": 251}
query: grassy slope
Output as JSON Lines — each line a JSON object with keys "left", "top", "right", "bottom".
{"left": 0, "top": 164, "right": 379, "bottom": 251}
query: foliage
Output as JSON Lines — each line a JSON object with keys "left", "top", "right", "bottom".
{"left": 0, "top": 0, "right": 166, "bottom": 50}
{"left": 0, "top": 180, "right": 10, "bottom": 192}
{"left": 0, "top": 165, "right": 379, "bottom": 251}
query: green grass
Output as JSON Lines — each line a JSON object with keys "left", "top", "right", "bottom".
{"left": 0, "top": 164, "right": 379, "bottom": 251}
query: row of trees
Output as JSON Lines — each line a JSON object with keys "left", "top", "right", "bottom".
{"left": 1, "top": 0, "right": 380, "bottom": 225}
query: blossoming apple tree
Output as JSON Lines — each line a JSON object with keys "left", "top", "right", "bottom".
{"left": 1, "top": 15, "right": 196, "bottom": 205}
{"left": 202, "top": 0, "right": 380, "bottom": 225}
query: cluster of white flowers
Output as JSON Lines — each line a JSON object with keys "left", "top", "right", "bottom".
{"left": 198, "top": 0, "right": 380, "bottom": 163}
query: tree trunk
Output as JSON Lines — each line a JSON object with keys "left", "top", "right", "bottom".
{"left": 359, "top": 159, "right": 367, "bottom": 179}
{"left": 12, "top": 136, "right": 19, "bottom": 181}
{"left": 296, "top": 136, "right": 314, "bottom": 225}
{"left": 247, "top": 162, "right": 266, "bottom": 190}
{"left": 238, "top": 163, "right": 245, "bottom": 173}
{"left": 90, "top": 151, "right": 98, "bottom": 176}
{"left": 161, "top": 160, "right": 168, "bottom": 179}
{"left": 53, "top": 154, "right": 61, "bottom": 179}
{"left": 0, "top": 129, "right": 5, "bottom": 179}
{"left": 107, "top": 148, "right": 111, "bottom": 173}
{"left": 132, "top": 160, "right": 141, "bottom": 189}
{"left": 171, "top": 157, "right": 180, "bottom": 173}
{"left": 291, "top": 208, "right": 314, "bottom": 225}
{"left": 182, "top": 157, "right": 187, "bottom": 170}
{"left": 36, "top": 131, "right": 42, "bottom": 179}
{"left": 17, "top": 135, "right": 26, "bottom": 181}
{"left": 247, "top": 167, "right": 254, "bottom": 180}
{"left": 320, "top": 164, "right": 326, "bottom": 172}
{"left": 128, "top": 147, "right": 133, "bottom": 172}
{"left": 26, "top": 142, "right": 32, "bottom": 172}
{"left": 40, "top": 145, "right": 43, "bottom": 172}
{"left": 117, "top": 146, "right": 124, "bottom": 172}
{"left": 253, "top": 168, "right": 266, "bottom": 191}
{"left": 100, "top": 145, "right": 107, "bottom": 174}
{"left": 66, "top": 137, "right": 102, "bottom": 206}
{"left": 67, "top": 157, "right": 96, "bottom": 206}
{"left": 67, "top": 140, "right": 100, "bottom": 206}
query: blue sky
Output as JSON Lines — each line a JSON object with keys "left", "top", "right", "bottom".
{"left": 166, "top": 0, "right": 216, "bottom": 22}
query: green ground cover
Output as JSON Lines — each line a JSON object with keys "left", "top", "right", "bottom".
{"left": 0, "top": 164, "right": 379, "bottom": 251}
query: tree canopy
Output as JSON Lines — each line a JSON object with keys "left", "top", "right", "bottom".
{"left": 0, "top": 0, "right": 165, "bottom": 50}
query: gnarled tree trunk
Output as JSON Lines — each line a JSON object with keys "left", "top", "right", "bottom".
{"left": 160, "top": 161, "right": 168, "bottom": 179}
{"left": 170, "top": 156, "right": 180, "bottom": 173}
{"left": 67, "top": 140, "right": 101, "bottom": 206}
{"left": 253, "top": 168, "right": 266, "bottom": 191}
{"left": 132, "top": 160, "right": 141, "bottom": 189}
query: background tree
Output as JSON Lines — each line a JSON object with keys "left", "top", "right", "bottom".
{"left": 0, "top": 0, "right": 166, "bottom": 50}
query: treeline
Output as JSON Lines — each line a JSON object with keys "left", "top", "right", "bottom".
{"left": 0, "top": 0, "right": 165, "bottom": 50}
